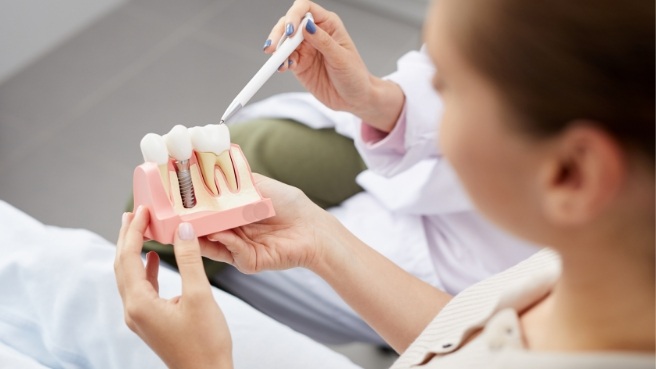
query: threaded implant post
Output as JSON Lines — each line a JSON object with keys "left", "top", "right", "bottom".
{"left": 174, "top": 159, "right": 196, "bottom": 208}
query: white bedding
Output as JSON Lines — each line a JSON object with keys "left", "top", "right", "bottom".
{"left": 0, "top": 200, "right": 362, "bottom": 369}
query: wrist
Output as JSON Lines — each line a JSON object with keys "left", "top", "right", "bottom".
{"left": 354, "top": 77, "right": 405, "bottom": 133}
{"left": 305, "top": 211, "right": 357, "bottom": 278}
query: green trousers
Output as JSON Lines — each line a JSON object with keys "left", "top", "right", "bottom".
{"left": 134, "top": 119, "right": 367, "bottom": 276}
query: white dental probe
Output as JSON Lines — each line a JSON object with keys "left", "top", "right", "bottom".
{"left": 219, "top": 12, "right": 313, "bottom": 124}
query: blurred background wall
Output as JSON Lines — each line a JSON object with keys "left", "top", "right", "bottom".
{"left": 0, "top": 0, "right": 426, "bottom": 84}
{"left": 0, "top": 0, "right": 127, "bottom": 83}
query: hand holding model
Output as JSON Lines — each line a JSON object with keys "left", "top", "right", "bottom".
{"left": 115, "top": 208, "right": 233, "bottom": 369}
{"left": 116, "top": 176, "right": 354, "bottom": 369}
{"left": 268, "top": 0, "right": 405, "bottom": 132}
{"left": 198, "top": 174, "right": 339, "bottom": 273}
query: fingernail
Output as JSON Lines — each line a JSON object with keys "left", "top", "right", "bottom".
{"left": 288, "top": 59, "right": 293, "bottom": 67}
{"left": 285, "top": 23, "right": 294, "bottom": 36}
{"left": 179, "top": 222, "right": 195, "bottom": 241}
{"left": 135, "top": 205, "right": 144, "bottom": 217}
{"left": 121, "top": 212, "right": 129, "bottom": 226}
{"left": 305, "top": 19, "right": 316, "bottom": 34}
{"left": 262, "top": 39, "right": 271, "bottom": 50}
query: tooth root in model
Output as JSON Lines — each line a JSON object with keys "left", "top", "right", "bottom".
{"left": 140, "top": 133, "right": 171, "bottom": 198}
{"left": 190, "top": 126, "right": 219, "bottom": 195}
{"left": 164, "top": 125, "right": 197, "bottom": 208}
{"left": 190, "top": 124, "right": 238, "bottom": 194}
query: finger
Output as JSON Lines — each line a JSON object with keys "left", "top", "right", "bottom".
{"left": 302, "top": 16, "right": 344, "bottom": 61}
{"left": 115, "top": 211, "right": 133, "bottom": 293}
{"left": 173, "top": 223, "right": 212, "bottom": 296}
{"left": 205, "top": 229, "right": 254, "bottom": 266}
{"left": 287, "top": 51, "right": 299, "bottom": 70}
{"left": 264, "top": 17, "right": 286, "bottom": 54}
{"left": 206, "top": 229, "right": 244, "bottom": 250}
{"left": 117, "top": 211, "right": 133, "bottom": 245}
{"left": 283, "top": 0, "right": 338, "bottom": 37}
{"left": 283, "top": 0, "right": 311, "bottom": 38}
{"left": 293, "top": 1, "right": 334, "bottom": 29}
{"left": 251, "top": 172, "right": 269, "bottom": 184}
{"left": 251, "top": 173, "right": 297, "bottom": 201}
{"left": 145, "top": 251, "right": 160, "bottom": 293}
{"left": 277, "top": 58, "right": 292, "bottom": 73}
{"left": 117, "top": 206, "right": 150, "bottom": 288}
{"left": 199, "top": 237, "right": 235, "bottom": 265}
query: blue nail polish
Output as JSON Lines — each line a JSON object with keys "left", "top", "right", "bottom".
{"left": 288, "top": 59, "right": 293, "bottom": 67}
{"left": 263, "top": 39, "right": 271, "bottom": 50}
{"left": 306, "top": 19, "right": 316, "bottom": 34}
{"left": 285, "top": 23, "right": 294, "bottom": 36}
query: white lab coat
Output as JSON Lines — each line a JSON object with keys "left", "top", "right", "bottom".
{"left": 220, "top": 47, "right": 539, "bottom": 344}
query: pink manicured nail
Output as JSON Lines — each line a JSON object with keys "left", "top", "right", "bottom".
{"left": 179, "top": 222, "right": 195, "bottom": 241}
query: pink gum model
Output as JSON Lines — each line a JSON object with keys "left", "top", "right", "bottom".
{"left": 132, "top": 144, "right": 275, "bottom": 244}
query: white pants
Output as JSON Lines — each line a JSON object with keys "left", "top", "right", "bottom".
{"left": 0, "top": 201, "right": 361, "bottom": 369}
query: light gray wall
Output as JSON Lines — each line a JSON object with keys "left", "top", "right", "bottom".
{"left": 334, "top": 0, "right": 429, "bottom": 26}
{"left": 0, "top": 0, "right": 426, "bottom": 85}
{"left": 0, "top": 0, "right": 126, "bottom": 84}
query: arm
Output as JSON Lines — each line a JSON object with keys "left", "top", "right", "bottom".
{"left": 266, "top": 0, "right": 405, "bottom": 133}
{"left": 202, "top": 175, "right": 452, "bottom": 353}
{"left": 311, "top": 212, "right": 452, "bottom": 352}
{"left": 265, "top": 1, "right": 444, "bottom": 176}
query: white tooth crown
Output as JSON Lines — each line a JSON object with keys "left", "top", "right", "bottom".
{"left": 190, "top": 124, "right": 230, "bottom": 155}
{"left": 140, "top": 133, "right": 169, "bottom": 165}
{"left": 190, "top": 124, "right": 237, "bottom": 195}
{"left": 137, "top": 123, "right": 266, "bottom": 224}
{"left": 164, "top": 125, "right": 193, "bottom": 161}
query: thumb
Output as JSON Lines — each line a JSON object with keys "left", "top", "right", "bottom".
{"left": 173, "top": 222, "right": 211, "bottom": 295}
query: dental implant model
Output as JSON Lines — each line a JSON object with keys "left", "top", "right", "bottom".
{"left": 164, "top": 125, "right": 196, "bottom": 209}
{"left": 132, "top": 123, "right": 275, "bottom": 244}
{"left": 139, "top": 133, "right": 170, "bottom": 198}
{"left": 189, "top": 124, "right": 237, "bottom": 194}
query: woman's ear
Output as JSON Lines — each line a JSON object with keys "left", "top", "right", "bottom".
{"left": 539, "top": 122, "right": 626, "bottom": 227}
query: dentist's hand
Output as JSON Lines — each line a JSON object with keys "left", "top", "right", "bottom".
{"left": 200, "top": 174, "right": 338, "bottom": 273}
{"left": 115, "top": 208, "right": 233, "bottom": 369}
{"left": 265, "top": 0, "right": 404, "bottom": 132}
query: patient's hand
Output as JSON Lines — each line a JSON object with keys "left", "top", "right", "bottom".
{"left": 200, "top": 173, "right": 338, "bottom": 273}
{"left": 115, "top": 207, "right": 233, "bottom": 369}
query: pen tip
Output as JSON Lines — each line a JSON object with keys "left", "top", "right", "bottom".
{"left": 219, "top": 119, "right": 225, "bottom": 124}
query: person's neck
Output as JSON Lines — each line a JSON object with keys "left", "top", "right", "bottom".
{"left": 522, "top": 232, "right": 655, "bottom": 353}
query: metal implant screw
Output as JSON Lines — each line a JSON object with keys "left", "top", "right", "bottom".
{"left": 175, "top": 159, "right": 196, "bottom": 208}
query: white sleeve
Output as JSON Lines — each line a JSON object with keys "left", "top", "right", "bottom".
{"left": 353, "top": 47, "right": 474, "bottom": 214}
{"left": 354, "top": 46, "right": 444, "bottom": 176}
